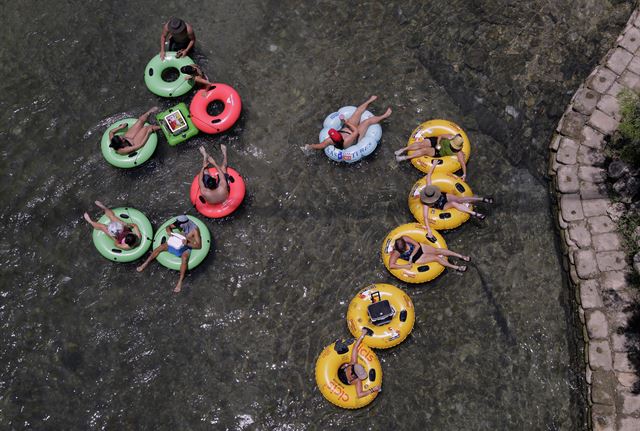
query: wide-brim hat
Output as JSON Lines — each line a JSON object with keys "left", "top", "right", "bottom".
{"left": 168, "top": 17, "right": 186, "bottom": 34}
{"left": 450, "top": 136, "right": 464, "bottom": 151}
{"left": 176, "top": 214, "right": 189, "bottom": 223}
{"left": 419, "top": 185, "right": 442, "bottom": 204}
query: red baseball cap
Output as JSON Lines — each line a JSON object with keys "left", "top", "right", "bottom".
{"left": 328, "top": 128, "right": 343, "bottom": 144}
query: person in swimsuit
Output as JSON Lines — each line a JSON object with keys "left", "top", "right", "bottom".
{"left": 337, "top": 330, "right": 381, "bottom": 398}
{"left": 136, "top": 215, "right": 202, "bottom": 293}
{"left": 389, "top": 235, "right": 470, "bottom": 278}
{"left": 180, "top": 64, "right": 214, "bottom": 91}
{"left": 197, "top": 145, "right": 230, "bottom": 204}
{"left": 418, "top": 162, "right": 493, "bottom": 238}
{"left": 395, "top": 132, "right": 468, "bottom": 179}
{"left": 302, "top": 95, "right": 392, "bottom": 152}
{"left": 83, "top": 201, "right": 141, "bottom": 249}
{"left": 108, "top": 107, "right": 160, "bottom": 155}
{"left": 160, "top": 17, "right": 196, "bottom": 60}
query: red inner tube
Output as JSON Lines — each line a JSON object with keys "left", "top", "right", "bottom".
{"left": 190, "top": 166, "right": 246, "bottom": 218}
{"left": 189, "top": 84, "right": 242, "bottom": 134}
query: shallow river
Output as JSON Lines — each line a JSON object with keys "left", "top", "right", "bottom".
{"left": 0, "top": 1, "right": 631, "bottom": 430}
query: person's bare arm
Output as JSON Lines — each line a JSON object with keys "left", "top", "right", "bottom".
{"left": 421, "top": 205, "right": 434, "bottom": 239}
{"left": 176, "top": 25, "right": 196, "bottom": 57}
{"left": 389, "top": 251, "right": 412, "bottom": 269}
{"left": 160, "top": 23, "right": 170, "bottom": 60}
{"left": 108, "top": 124, "right": 128, "bottom": 141}
{"left": 457, "top": 151, "right": 467, "bottom": 180}
{"left": 306, "top": 137, "right": 333, "bottom": 150}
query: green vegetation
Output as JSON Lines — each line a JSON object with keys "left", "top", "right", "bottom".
{"left": 611, "top": 89, "right": 640, "bottom": 168}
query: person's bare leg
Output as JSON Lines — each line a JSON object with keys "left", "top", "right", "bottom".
{"left": 206, "top": 154, "right": 228, "bottom": 191}
{"left": 417, "top": 253, "right": 466, "bottom": 271}
{"left": 136, "top": 244, "right": 167, "bottom": 272}
{"left": 357, "top": 107, "right": 392, "bottom": 138}
{"left": 219, "top": 144, "right": 228, "bottom": 172}
{"left": 174, "top": 252, "right": 190, "bottom": 293}
{"left": 395, "top": 140, "right": 431, "bottom": 155}
{"left": 131, "top": 125, "right": 160, "bottom": 148}
{"left": 396, "top": 147, "right": 434, "bottom": 161}
{"left": 126, "top": 107, "right": 159, "bottom": 139}
{"left": 429, "top": 246, "right": 470, "bottom": 261}
{"left": 84, "top": 212, "right": 110, "bottom": 235}
{"left": 94, "top": 201, "right": 121, "bottom": 223}
{"left": 346, "top": 95, "right": 378, "bottom": 127}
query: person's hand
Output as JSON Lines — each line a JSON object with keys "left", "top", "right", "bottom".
{"left": 370, "top": 385, "right": 381, "bottom": 393}
{"left": 416, "top": 160, "right": 428, "bottom": 169}
{"left": 402, "top": 270, "right": 416, "bottom": 278}
{"left": 362, "top": 327, "right": 373, "bottom": 336}
{"left": 160, "top": 50, "right": 165, "bottom": 61}
{"left": 176, "top": 49, "right": 186, "bottom": 58}
{"left": 461, "top": 174, "right": 466, "bottom": 181}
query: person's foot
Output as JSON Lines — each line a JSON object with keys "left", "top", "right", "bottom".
{"left": 94, "top": 200, "right": 107, "bottom": 210}
{"left": 147, "top": 106, "right": 159, "bottom": 115}
{"left": 198, "top": 146, "right": 210, "bottom": 160}
{"left": 457, "top": 265, "right": 467, "bottom": 272}
{"left": 482, "top": 196, "right": 494, "bottom": 204}
{"left": 475, "top": 213, "right": 486, "bottom": 220}
{"left": 174, "top": 281, "right": 182, "bottom": 293}
{"left": 83, "top": 212, "right": 92, "bottom": 223}
{"left": 151, "top": 125, "right": 161, "bottom": 131}
{"left": 394, "top": 148, "right": 404, "bottom": 156}
{"left": 221, "top": 144, "right": 227, "bottom": 157}
{"left": 382, "top": 107, "right": 392, "bottom": 118}
{"left": 396, "top": 155, "right": 407, "bottom": 162}
{"left": 367, "top": 95, "right": 378, "bottom": 103}
{"left": 136, "top": 263, "right": 147, "bottom": 273}
{"left": 460, "top": 255, "right": 471, "bottom": 262}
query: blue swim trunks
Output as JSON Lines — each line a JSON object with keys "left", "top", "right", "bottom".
{"left": 168, "top": 244, "right": 191, "bottom": 257}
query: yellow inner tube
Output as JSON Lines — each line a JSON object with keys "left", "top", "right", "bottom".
{"left": 347, "top": 283, "right": 415, "bottom": 349}
{"left": 408, "top": 173, "right": 473, "bottom": 230}
{"left": 407, "top": 119, "right": 471, "bottom": 175}
{"left": 381, "top": 223, "right": 448, "bottom": 284}
{"left": 315, "top": 339, "right": 382, "bottom": 409}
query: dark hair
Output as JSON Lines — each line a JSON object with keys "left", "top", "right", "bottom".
{"left": 394, "top": 238, "right": 406, "bottom": 252}
{"left": 204, "top": 175, "right": 218, "bottom": 189}
{"left": 180, "top": 65, "right": 197, "bottom": 75}
{"left": 124, "top": 233, "right": 137, "bottom": 247}
{"left": 110, "top": 135, "right": 126, "bottom": 150}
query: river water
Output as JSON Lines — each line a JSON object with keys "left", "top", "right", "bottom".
{"left": 0, "top": 1, "right": 632, "bottom": 430}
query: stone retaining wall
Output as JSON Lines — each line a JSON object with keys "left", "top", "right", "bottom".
{"left": 548, "top": 8, "right": 640, "bottom": 431}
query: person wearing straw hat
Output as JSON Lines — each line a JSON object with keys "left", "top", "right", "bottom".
{"left": 160, "top": 17, "right": 196, "bottom": 60}
{"left": 395, "top": 132, "right": 468, "bottom": 179}
{"left": 419, "top": 162, "right": 493, "bottom": 239}
{"left": 336, "top": 330, "right": 381, "bottom": 398}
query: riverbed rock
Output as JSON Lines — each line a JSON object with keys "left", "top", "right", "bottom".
{"left": 607, "top": 202, "right": 627, "bottom": 222}
{"left": 607, "top": 159, "right": 630, "bottom": 180}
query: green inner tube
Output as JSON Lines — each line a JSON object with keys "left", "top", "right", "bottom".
{"left": 144, "top": 52, "right": 195, "bottom": 98}
{"left": 100, "top": 119, "right": 158, "bottom": 168}
{"left": 155, "top": 102, "right": 199, "bottom": 146}
{"left": 153, "top": 216, "right": 211, "bottom": 270}
{"left": 92, "top": 207, "right": 153, "bottom": 262}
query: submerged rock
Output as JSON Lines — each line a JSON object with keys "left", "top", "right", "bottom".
{"left": 608, "top": 159, "right": 630, "bottom": 180}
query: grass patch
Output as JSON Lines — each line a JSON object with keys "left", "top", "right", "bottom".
{"left": 611, "top": 89, "right": 640, "bottom": 169}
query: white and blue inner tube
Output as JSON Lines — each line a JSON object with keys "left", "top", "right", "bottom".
{"left": 318, "top": 106, "right": 382, "bottom": 163}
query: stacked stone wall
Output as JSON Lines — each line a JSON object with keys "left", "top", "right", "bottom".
{"left": 549, "top": 9, "right": 640, "bottom": 431}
